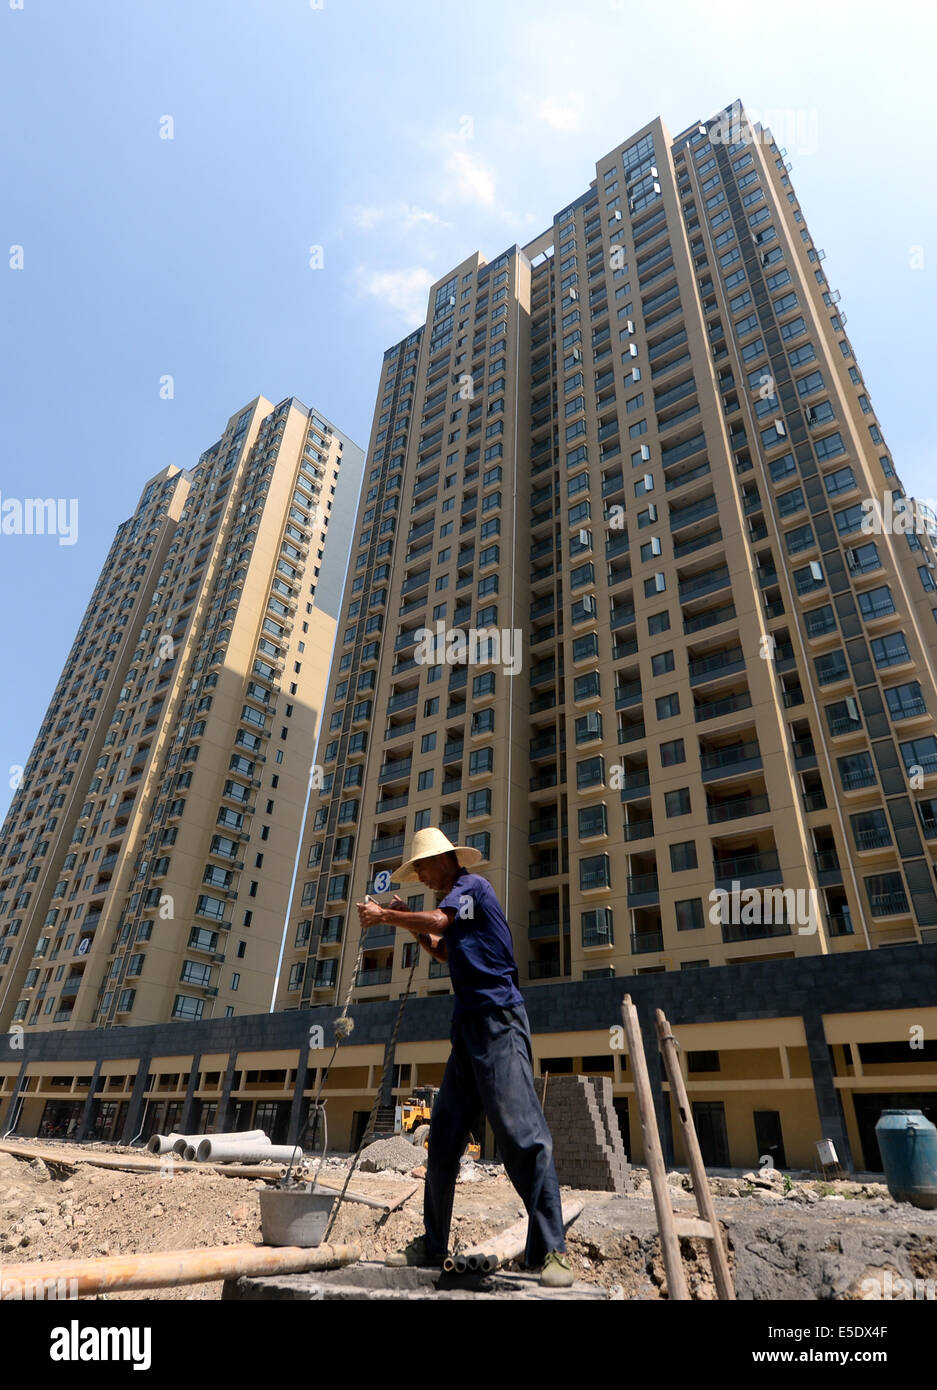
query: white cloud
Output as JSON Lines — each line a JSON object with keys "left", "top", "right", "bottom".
{"left": 443, "top": 146, "right": 496, "bottom": 206}
{"left": 353, "top": 265, "right": 433, "bottom": 324}
{"left": 537, "top": 99, "right": 582, "bottom": 132}
{"left": 347, "top": 203, "right": 451, "bottom": 232}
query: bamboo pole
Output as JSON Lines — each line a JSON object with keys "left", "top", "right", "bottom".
{"left": 620, "top": 995, "right": 689, "bottom": 1301}
{"left": 0, "top": 1241, "right": 361, "bottom": 1299}
{"left": 655, "top": 1009, "right": 735, "bottom": 1301}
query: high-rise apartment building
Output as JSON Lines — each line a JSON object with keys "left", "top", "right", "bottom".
{"left": 0, "top": 395, "right": 363, "bottom": 1031}
{"left": 278, "top": 100, "right": 937, "bottom": 1016}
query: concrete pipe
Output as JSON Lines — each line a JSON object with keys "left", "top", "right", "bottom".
{"left": 147, "top": 1134, "right": 188, "bottom": 1156}
{"left": 172, "top": 1129, "right": 268, "bottom": 1156}
{"left": 197, "top": 1139, "right": 303, "bottom": 1165}
{"left": 183, "top": 1146, "right": 198, "bottom": 1162}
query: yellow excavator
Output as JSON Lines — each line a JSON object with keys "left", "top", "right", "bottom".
{"left": 398, "top": 1086, "right": 481, "bottom": 1160}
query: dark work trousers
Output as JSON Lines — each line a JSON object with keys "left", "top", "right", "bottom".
{"left": 424, "top": 1003, "right": 566, "bottom": 1267}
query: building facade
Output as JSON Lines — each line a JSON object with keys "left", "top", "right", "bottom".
{"left": 0, "top": 396, "right": 362, "bottom": 1032}
{"left": 279, "top": 100, "right": 937, "bottom": 1020}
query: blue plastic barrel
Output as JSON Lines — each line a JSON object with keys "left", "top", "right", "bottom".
{"left": 875, "top": 1109, "right": 937, "bottom": 1209}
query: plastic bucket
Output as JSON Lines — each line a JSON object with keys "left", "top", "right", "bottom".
{"left": 259, "top": 1187, "right": 336, "bottom": 1247}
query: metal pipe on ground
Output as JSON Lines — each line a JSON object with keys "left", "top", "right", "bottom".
{"left": 172, "top": 1130, "right": 268, "bottom": 1156}
{"left": 454, "top": 1199, "right": 584, "bottom": 1273}
{"left": 0, "top": 1242, "right": 361, "bottom": 1299}
{"left": 196, "top": 1139, "right": 302, "bottom": 1164}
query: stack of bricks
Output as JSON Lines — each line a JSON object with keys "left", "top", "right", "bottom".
{"left": 535, "top": 1074, "right": 631, "bottom": 1193}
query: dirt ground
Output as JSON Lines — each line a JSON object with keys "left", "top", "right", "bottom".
{"left": 0, "top": 1138, "right": 926, "bottom": 1301}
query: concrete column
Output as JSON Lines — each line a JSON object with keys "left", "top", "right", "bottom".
{"left": 120, "top": 1055, "right": 153, "bottom": 1144}
{"left": 1, "top": 1057, "right": 30, "bottom": 1134}
{"left": 287, "top": 1041, "right": 310, "bottom": 1147}
{"left": 803, "top": 1009, "right": 854, "bottom": 1172}
{"left": 216, "top": 1050, "right": 239, "bottom": 1132}
{"left": 76, "top": 1059, "right": 103, "bottom": 1142}
{"left": 178, "top": 1053, "right": 202, "bottom": 1137}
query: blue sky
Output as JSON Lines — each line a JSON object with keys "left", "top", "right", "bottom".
{"left": 1, "top": 0, "right": 935, "bottom": 824}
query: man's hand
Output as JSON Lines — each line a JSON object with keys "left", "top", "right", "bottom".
{"left": 356, "top": 898, "right": 384, "bottom": 928}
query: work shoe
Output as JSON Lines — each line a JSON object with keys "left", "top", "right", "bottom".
{"left": 385, "top": 1235, "right": 446, "bottom": 1268}
{"left": 540, "top": 1251, "right": 574, "bottom": 1288}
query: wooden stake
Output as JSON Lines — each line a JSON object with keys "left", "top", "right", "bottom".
{"left": 621, "top": 995, "right": 689, "bottom": 1301}
{"left": 655, "top": 1009, "right": 735, "bottom": 1299}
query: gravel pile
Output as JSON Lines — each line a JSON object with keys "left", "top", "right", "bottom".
{"left": 358, "top": 1135, "right": 422, "bottom": 1174}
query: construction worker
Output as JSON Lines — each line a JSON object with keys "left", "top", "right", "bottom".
{"left": 355, "top": 827, "right": 573, "bottom": 1288}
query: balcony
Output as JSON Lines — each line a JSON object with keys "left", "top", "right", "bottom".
{"left": 386, "top": 689, "right": 419, "bottom": 714}
{"left": 370, "top": 834, "right": 405, "bottom": 862}
{"left": 700, "top": 740, "right": 762, "bottom": 781}
{"left": 631, "top": 927, "right": 663, "bottom": 954}
{"left": 720, "top": 918, "right": 792, "bottom": 944}
{"left": 713, "top": 850, "right": 782, "bottom": 889}
{"left": 623, "top": 819, "right": 654, "bottom": 841}
{"left": 530, "top": 856, "right": 561, "bottom": 879}
{"left": 528, "top": 958, "right": 561, "bottom": 980}
{"left": 683, "top": 602, "right": 736, "bottom": 636}
{"left": 627, "top": 872, "right": 660, "bottom": 907}
{"left": 706, "top": 793, "right": 770, "bottom": 824}
{"left": 379, "top": 759, "right": 412, "bottom": 783}
{"left": 678, "top": 566, "right": 731, "bottom": 601}
{"left": 356, "top": 968, "right": 392, "bottom": 988}
{"left": 688, "top": 646, "right": 745, "bottom": 685}
{"left": 694, "top": 690, "right": 753, "bottom": 722}
{"left": 615, "top": 681, "right": 642, "bottom": 710}
{"left": 619, "top": 770, "right": 651, "bottom": 800}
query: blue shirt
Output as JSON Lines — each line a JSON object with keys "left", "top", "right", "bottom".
{"left": 437, "top": 871, "right": 524, "bottom": 1019}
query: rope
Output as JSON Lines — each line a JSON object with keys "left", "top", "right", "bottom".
{"left": 322, "top": 951, "right": 419, "bottom": 1242}
{"left": 283, "top": 932, "right": 367, "bottom": 1186}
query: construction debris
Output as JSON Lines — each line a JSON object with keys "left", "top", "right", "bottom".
{"left": 358, "top": 1136, "right": 424, "bottom": 1174}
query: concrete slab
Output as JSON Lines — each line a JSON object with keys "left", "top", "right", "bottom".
{"left": 223, "top": 1260, "right": 616, "bottom": 1301}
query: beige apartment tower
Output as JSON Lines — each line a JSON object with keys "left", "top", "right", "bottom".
{"left": 0, "top": 396, "right": 362, "bottom": 1031}
{"left": 278, "top": 100, "right": 937, "bottom": 1016}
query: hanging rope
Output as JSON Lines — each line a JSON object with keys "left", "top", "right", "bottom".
{"left": 322, "top": 950, "right": 420, "bottom": 1242}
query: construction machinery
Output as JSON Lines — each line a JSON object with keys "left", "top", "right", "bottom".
{"left": 397, "top": 1087, "right": 480, "bottom": 1160}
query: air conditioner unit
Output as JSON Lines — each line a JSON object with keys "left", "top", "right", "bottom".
{"left": 568, "top": 287, "right": 578, "bottom": 300}
{"left": 640, "top": 444, "right": 651, "bottom": 461}
{"left": 572, "top": 348, "right": 583, "bottom": 362}
{"left": 773, "top": 419, "right": 786, "bottom": 435}
{"left": 612, "top": 209, "right": 622, "bottom": 221}
{"left": 626, "top": 319, "right": 634, "bottom": 334}
{"left": 585, "top": 713, "right": 602, "bottom": 733}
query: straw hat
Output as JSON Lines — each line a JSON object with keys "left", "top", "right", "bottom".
{"left": 393, "top": 827, "right": 482, "bottom": 884}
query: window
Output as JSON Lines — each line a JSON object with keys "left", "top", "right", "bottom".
{"left": 466, "top": 789, "right": 491, "bottom": 817}
{"left": 871, "top": 633, "right": 909, "bottom": 668}
{"left": 660, "top": 738, "right": 685, "bottom": 767}
{"left": 665, "top": 788, "right": 691, "bottom": 817}
{"left": 675, "top": 899, "right": 705, "bottom": 931}
{"left": 656, "top": 693, "right": 679, "bottom": 719}
{"left": 850, "top": 809, "right": 891, "bottom": 852}
{"left": 900, "top": 736, "right": 937, "bottom": 777}
{"left": 648, "top": 611, "right": 670, "bottom": 635}
{"left": 651, "top": 650, "right": 674, "bottom": 675}
{"left": 670, "top": 841, "right": 698, "bottom": 872}
{"left": 885, "top": 682, "right": 925, "bottom": 721}
{"left": 838, "top": 751, "right": 876, "bottom": 791}
{"left": 858, "top": 586, "right": 895, "bottom": 621}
